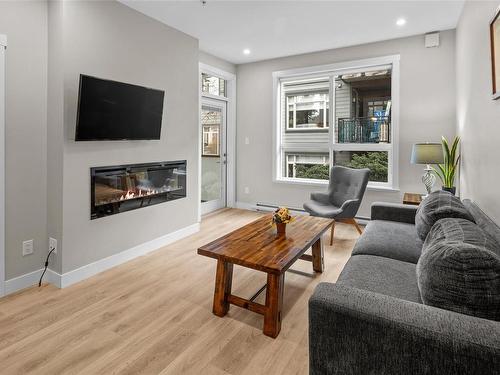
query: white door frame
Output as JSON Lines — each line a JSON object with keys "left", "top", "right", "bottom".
{"left": 198, "top": 63, "right": 236, "bottom": 220}
{"left": 201, "top": 98, "right": 227, "bottom": 215}
{"left": 0, "top": 35, "right": 7, "bottom": 297}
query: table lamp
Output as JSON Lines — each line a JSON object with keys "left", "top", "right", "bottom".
{"left": 410, "top": 143, "right": 444, "bottom": 196}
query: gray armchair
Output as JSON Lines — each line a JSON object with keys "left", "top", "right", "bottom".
{"left": 303, "top": 166, "right": 370, "bottom": 245}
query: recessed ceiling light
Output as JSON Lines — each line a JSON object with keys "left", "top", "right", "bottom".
{"left": 396, "top": 18, "right": 406, "bottom": 26}
{"left": 243, "top": 48, "right": 251, "bottom": 55}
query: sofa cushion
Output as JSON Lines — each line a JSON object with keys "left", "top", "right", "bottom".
{"left": 417, "top": 240, "right": 500, "bottom": 321}
{"left": 415, "top": 190, "right": 475, "bottom": 241}
{"left": 424, "top": 218, "right": 499, "bottom": 252}
{"left": 337, "top": 255, "right": 421, "bottom": 303}
{"left": 463, "top": 199, "right": 500, "bottom": 257}
{"left": 351, "top": 220, "right": 423, "bottom": 264}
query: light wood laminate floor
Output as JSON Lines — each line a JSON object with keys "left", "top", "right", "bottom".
{"left": 0, "top": 209, "right": 358, "bottom": 375}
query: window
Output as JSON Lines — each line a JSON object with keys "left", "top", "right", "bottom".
{"left": 201, "top": 109, "right": 221, "bottom": 156}
{"left": 274, "top": 56, "right": 399, "bottom": 189}
{"left": 287, "top": 91, "right": 329, "bottom": 130}
{"left": 201, "top": 73, "right": 226, "bottom": 97}
{"left": 286, "top": 153, "right": 330, "bottom": 180}
{"left": 332, "top": 151, "right": 388, "bottom": 182}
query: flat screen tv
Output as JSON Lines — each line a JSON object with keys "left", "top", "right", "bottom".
{"left": 75, "top": 75, "right": 165, "bottom": 141}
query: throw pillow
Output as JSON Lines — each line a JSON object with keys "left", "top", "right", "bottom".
{"left": 415, "top": 190, "right": 475, "bottom": 241}
{"left": 424, "top": 217, "right": 499, "bottom": 251}
{"left": 417, "top": 240, "right": 500, "bottom": 321}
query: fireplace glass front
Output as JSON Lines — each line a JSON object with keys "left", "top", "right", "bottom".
{"left": 91, "top": 160, "right": 186, "bottom": 219}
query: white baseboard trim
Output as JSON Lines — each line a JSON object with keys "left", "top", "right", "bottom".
{"left": 356, "top": 217, "right": 370, "bottom": 226}
{"left": 3, "top": 222, "right": 200, "bottom": 294}
{"left": 236, "top": 201, "right": 308, "bottom": 216}
{"left": 3, "top": 267, "right": 66, "bottom": 296}
{"left": 45, "top": 268, "right": 62, "bottom": 288}
{"left": 56, "top": 222, "right": 200, "bottom": 289}
{"left": 235, "top": 201, "right": 370, "bottom": 225}
{"left": 4, "top": 268, "right": 44, "bottom": 295}
{"left": 235, "top": 201, "right": 257, "bottom": 211}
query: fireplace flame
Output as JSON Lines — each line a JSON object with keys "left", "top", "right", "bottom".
{"left": 119, "top": 189, "right": 159, "bottom": 201}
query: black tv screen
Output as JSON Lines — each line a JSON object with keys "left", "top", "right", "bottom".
{"left": 75, "top": 75, "right": 165, "bottom": 141}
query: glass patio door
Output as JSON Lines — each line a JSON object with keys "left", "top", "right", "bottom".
{"left": 201, "top": 99, "right": 227, "bottom": 214}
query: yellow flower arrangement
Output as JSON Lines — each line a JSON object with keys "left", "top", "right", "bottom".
{"left": 271, "top": 207, "right": 294, "bottom": 226}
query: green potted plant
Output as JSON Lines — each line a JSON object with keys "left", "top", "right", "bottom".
{"left": 433, "top": 136, "right": 460, "bottom": 195}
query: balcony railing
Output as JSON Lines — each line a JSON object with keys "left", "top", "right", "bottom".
{"left": 337, "top": 117, "right": 390, "bottom": 143}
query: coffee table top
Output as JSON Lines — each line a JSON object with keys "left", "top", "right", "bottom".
{"left": 197, "top": 214, "right": 333, "bottom": 274}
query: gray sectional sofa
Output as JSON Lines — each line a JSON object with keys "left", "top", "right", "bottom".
{"left": 309, "top": 196, "right": 500, "bottom": 374}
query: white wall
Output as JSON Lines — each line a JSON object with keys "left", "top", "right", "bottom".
{"left": 57, "top": 0, "right": 200, "bottom": 274}
{"left": 47, "top": 0, "right": 64, "bottom": 276}
{"left": 199, "top": 51, "right": 236, "bottom": 75}
{"left": 0, "top": 1, "right": 48, "bottom": 279}
{"left": 456, "top": 0, "right": 500, "bottom": 224}
{"left": 0, "top": 0, "right": 201, "bottom": 285}
{"left": 236, "top": 31, "right": 457, "bottom": 217}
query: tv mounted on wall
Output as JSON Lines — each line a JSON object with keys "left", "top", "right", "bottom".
{"left": 75, "top": 75, "right": 165, "bottom": 141}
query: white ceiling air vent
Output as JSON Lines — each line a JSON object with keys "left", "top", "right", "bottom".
{"left": 425, "top": 32, "right": 440, "bottom": 48}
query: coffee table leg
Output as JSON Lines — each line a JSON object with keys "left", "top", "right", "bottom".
{"left": 213, "top": 260, "right": 233, "bottom": 317}
{"left": 263, "top": 273, "right": 285, "bottom": 338}
{"left": 312, "top": 237, "right": 324, "bottom": 273}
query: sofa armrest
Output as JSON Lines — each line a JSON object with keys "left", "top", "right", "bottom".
{"left": 310, "top": 191, "right": 330, "bottom": 204}
{"left": 371, "top": 202, "right": 418, "bottom": 224}
{"left": 309, "top": 283, "right": 500, "bottom": 375}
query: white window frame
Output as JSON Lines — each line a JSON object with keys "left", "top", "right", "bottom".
{"left": 201, "top": 72, "right": 228, "bottom": 99}
{"left": 202, "top": 124, "right": 220, "bottom": 156}
{"left": 272, "top": 55, "right": 400, "bottom": 191}
{"left": 285, "top": 152, "right": 330, "bottom": 179}
{"left": 285, "top": 85, "right": 330, "bottom": 131}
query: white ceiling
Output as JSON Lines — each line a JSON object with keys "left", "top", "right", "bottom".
{"left": 120, "top": 0, "right": 465, "bottom": 64}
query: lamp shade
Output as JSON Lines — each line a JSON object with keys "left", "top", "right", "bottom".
{"left": 411, "top": 143, "right": 444, "bottom": 165}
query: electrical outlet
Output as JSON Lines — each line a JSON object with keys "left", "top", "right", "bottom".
{"left": 49, "top": 237, "right": 57, "bottom": 254}
{"left": 22, "top": 240, "right": 34, "bottom": 256}
{"left": 244, "top": 187, "right": 250, "bottom": 194}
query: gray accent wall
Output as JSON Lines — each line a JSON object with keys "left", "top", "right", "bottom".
{"left": 1, "top": 0, "right": 200, "bottom": 280}
{"left": 456, "top": 0, "right": 500, "bottom": 224}
{"left": 58, "top": 1, "right": 199, "bottom": 274}
{"left": 0, "top": 1, "right": 48, "bottom": 279}
{"left": 236, "top": 31, "right": 457, "bottom": 217}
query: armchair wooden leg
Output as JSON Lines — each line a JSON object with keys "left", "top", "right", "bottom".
{"left": 345, "top": 218, "right": 363, "bottom": 234}
{"left": 351, "top": 219, "right": 363, "bottom": 235}
{"left": 329, "top": 220, "right": 336, "bottom": 246}
{"left": 338, "top": 218, "right": 364, "bottom": 235}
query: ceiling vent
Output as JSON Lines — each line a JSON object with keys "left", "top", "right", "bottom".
{"left": 425, "top": 32, "right": 440, "bottom": 48}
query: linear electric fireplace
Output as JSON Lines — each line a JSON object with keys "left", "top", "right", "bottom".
{"left": 91, "top": 160, "right": 186, "bottom": 219}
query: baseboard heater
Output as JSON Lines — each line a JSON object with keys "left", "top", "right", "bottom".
{"left": 255, "top": 202, "right": 370, "bottom": 222}
{"left": 255, "top": 202, "right": 305, "bottom": 213}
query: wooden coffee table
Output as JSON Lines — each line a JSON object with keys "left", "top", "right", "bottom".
{"left": 197, "top": 214, "right": 333, "bottom": 338}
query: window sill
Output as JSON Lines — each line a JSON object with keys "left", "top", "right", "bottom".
{"left": 201, "top": 92, "right": 229, "bottom": 102}
{"left": 274, "top": 177, "right": 399, "bottom": 192}
{"left": 274, "top": 178, "right": 328, "bottom": 187}
{"left": 366, "top": 185, "right": 400, "bottom": 192}
{"left": 285, "top": 128, "right": 329, "bottom": 133}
